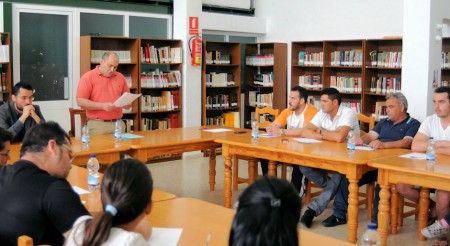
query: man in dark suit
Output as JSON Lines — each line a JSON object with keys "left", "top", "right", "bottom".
{"left": 0, "top": 82, "right": 45, "bottom": 142}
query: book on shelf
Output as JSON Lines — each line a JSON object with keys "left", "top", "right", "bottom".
{"left": 205, "top": 72, "right": 235, "bottom": 87}
{"left": 141, "top": 91, "right": 175, "bottom": 112}
{"left": 299, "top": 74, "right": 322, "bottom": 90}
{"left": 0, "top": 45, "right": 9, "bottom": 63}
{"left": 342, "top": 102, "right": 361, "bottom": 114}
{"left": 245, "top": 54, "right": 274, "bottom": 66}
{"left": 141, "top": 70, "right": 181, "bottom": 88}
{"left": 307, "top": 96, "right": 321, "bottom": 109}
{"left": 369, "top": 50, "right": 402, "bottom": 68}
{"left": 248, "top": 91, "right": 273, "bottom": 107}
{"left": 91, "top": 50, "right": 131, "bottom": 63}
{"left": 369, "top": 77, "right": 401, "bottom": 94}
{"left": 442, "top": 52, "right": 450, "bottom": 69}
{"left": 141, "top": 44, "right": 182, "bottom": 64}
{"left": 298, "top": 51, "right": 323, "bottom": 66}
{"left": 0, "top": 72, "right": 5, "bottom": 91}
{"left": 330, "top": 50, "right": 362, "bottom": 66}
{"left": 205, "top": 50, "right": 231, "bottom": 64}
{"left": 253, "top": 72, "right": 274, "bottom": 86}
{"left": 222, "top": 111, "right": 240, "bottom": 128}
{"left": 329, "top": 76, "right": 362, "bottom": 93}
{"left": 123, "top": 119, "right": 134, "bottom": 132}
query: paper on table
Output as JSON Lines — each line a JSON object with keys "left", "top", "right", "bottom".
{"left": 121, "top": 133, "right": 144, "bottom": 139}
{"left": 355, "top": 145, "right": 374, "bottom": 151}
{"left": 293, "top": 138, "right": 322, "bottom": 144}
{"left": 203, "top": 128, "right": 233, "bottom": 133}
{"left": 113, "top": 92, "right": 142, "bottom": 107}
{"left": 72, "top": 186, "right": 90, "bottom": 195}
{"left": 399, "top": 153, "right": 427, "bottom": 160}
{"left": 147, "top": 228, "right": 183, "bottom": 246}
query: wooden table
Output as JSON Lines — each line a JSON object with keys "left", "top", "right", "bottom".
{"left": 93, "top": 126, "right": 249, "bottom": 191}
{"left": 67, "top": 165, "right": 176, "bottom": 213}
{"left": 368, "top": 154, "right": 450, "bottom": 246}
{"left": 216, "top": 134, "right": 410, "bottom": 244}
{"left": 8, "top": 137, "right": 129, "bottom": 166}
{"left": 148, "top": 197, "right": 354, "bottom": 246}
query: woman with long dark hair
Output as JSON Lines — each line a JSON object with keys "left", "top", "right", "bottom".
{"left": 229, "top": 176, "right": 301, "bottom": 246}
{"left": 66, "top": 158, "right": 153, "bottom": 246}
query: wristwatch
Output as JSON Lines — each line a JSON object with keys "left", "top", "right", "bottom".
{"left": 280, "top": 129, "right": 286, "bottom": 135}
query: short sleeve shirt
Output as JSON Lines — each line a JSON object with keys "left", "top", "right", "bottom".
{"left": 418, "top": 114, "right": 450, "bottom": 140}
{"left": 0, "top": 160, "right": 89, "bottom": 246}
{"left": 275, "top": 104, "right": 318, "bottom": 129}
{"left": 371, "top": 116, "right": 420, "bottom": 142}
{"left": 77, "top": 66, "right": 130, "bottom": 120}
{"left": 310, "top": 105, "right": 360, "bottom": 136}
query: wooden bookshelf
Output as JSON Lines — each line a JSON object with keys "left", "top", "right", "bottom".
{"left": 202, "top": 41, "right": 241, "bottom": 127}
{"left": 441, "top": 37, "right": 450, "bottom": 88}
{"left": 80, "top": 36, "right": 140, "bottom": 131}
{"left": 0, "top": 32, "right": 11, "bottom": 104}
{"left": 363, "top": 38, "right": 402, "bottom": 114}
{"left": 139, "top": 38, "right": 183, "bottom": 131}
{"left": 292, "top": 39, "right": 403, "bottom": 116}
{"left": 244, "top": 42, "right": 287, "bottom": 128}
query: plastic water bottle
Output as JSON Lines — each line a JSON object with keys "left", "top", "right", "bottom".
{"left": 114, "top": 119, "right": 122, "bottom": 141}
{"left": 81, "top": 123, "right": 90, "bottom": 149}
{"left": 87, "top": 154, "right": 100, "bottom": 191}
{"left": 251, "top": 119, "right": 259, "bottom": 142}
{"left": 361, "top": 223, "right": 381, "bottom": 246}
{"left": 426, "top": 137, "right": 436, "bottom": 170}
{"left": 347, "top": 128, "right": 356, "bottom": 151}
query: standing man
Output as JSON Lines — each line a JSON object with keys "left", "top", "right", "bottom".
{"left": 77, "top": 51, "right": 131, "bottom": 135}
{"left": 322, "top": 92, "right": 420, "bottom": 227}
{"left": 298, "top": 87, "right": 360, "bottom": 228}
{"left": 263, "top": 86, "right": 318, "bottom": 192}
{"left": 404, "top": 86, "right": 450, "bottom": 245}
{"left": 0, "top": 121, "right": 89, "bottom": 245}
{"left": 0, "top": 82, "right": 45, "bottom": 142}
{"left": 0, "top": 128, "right": 12, "bottom": 166}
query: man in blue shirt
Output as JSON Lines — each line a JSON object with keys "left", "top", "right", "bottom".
{"left": 322, "top": 92, "right": 420, "bottom": 227}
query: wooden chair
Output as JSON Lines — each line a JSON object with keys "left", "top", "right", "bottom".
{"left": 303, "top": 114, "right": 376, "bottom": 219}
{"left": 374, "top": 101, "right": 387, "bottom": 121}
{"left": 17, "top": 235, "right": 33, "bottom": 246}
{"left": 232, "top": 107, "right": 279, "bottom": 190}
{"left": 69, "top": 108, "right": 87, "bottom": 137}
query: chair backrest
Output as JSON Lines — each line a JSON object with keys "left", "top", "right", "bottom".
{"left": 374, "top": 101, "right": 387, "bottom": 121}
{"left": 357, "top": 113, "right": 375, "bottom": 135}
{"left": 18, "top": 235, "right": 33, "bottom": 246}
{"left": 69, "top": 108, "right": 87, "bottom": 137}
{"left": 255, "top": 107, "right": 280, "bottom": 129}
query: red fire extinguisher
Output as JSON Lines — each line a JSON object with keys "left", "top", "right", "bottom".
{"left": 189, "top": 35, "right": 202, "bottom": 66}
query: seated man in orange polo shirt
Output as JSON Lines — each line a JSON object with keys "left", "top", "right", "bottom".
{"left": 76, "top": 51, "right": 131, "bottom": 135}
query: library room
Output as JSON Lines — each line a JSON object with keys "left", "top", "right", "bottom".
{"left": 1, "top": 0, "right": 450, "bottom": 245}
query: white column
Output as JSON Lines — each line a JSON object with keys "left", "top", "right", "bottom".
{"left": 173, "top": 0, "right": 202, "bottom": 127}
{"left": 403, "top": 0, "right": 450, "bottom": 121}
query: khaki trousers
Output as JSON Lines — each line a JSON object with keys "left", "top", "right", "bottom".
{"left": 87, "top": 119, "right": 126, "bottom": 135}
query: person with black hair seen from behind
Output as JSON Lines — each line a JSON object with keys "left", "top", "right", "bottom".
{"left": 0, "top": 82, "right": 45, "bottom": 142}
{"left": 229, "top": 176, "right": 301, "bottom": 246}
{"left": 0, "top": 127, "right": 12, "bottom": 166}
{"left": 0, "top": 122, "right": 88, "bottom": 246}
{"left": 66, "top": 158, "right": 153, "bottom": 246}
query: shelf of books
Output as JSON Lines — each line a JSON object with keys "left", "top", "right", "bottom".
{"left": 0, "top": 33, "right": 11, "bottom": 104}
{"left": 202, "top": 41, "right": 241, "bottom": 127}
{"left": 139, "top": 38, "right": 182, "bottom": 131}
{"left": 244, "top": 42, "right": 287, "bottom": 128}
{"left": 363, "top": 38, "right": 402, "bottom": 115}
{"left": 440, "top": 37, "right": 450, "bottom": 88}
{"left": 292, "top": 39, "right": 403, "bottom": 117}
{"left": 80, "top": 36, "right": 140, "bottom": 131}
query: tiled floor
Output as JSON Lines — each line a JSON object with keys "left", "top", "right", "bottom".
{"left": 147, "top": 154, "right": 438, "bottom": 245}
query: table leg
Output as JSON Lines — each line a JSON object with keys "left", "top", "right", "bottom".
{"left": 223, "top": 145, "right": 233, "bottom": 208}
{"left": 418, "top": 188, "right": 430, "bottom": 241}
{"left": 390, "top": 185, "right": 399, "bottom": 234}
{"left": 208, "top": 148, "right": 216, "bottom": 191}
{"left": 378, "top": 183, "right": 391, "bottom": 246}
{"left": 268, "top": 160, "right": 276, "bottom": 176}
{"left": 347, "top": 177, "right": 359, "bottom": 244}
{"left": 248, "top": 159, "right": 256, "bottom": 184}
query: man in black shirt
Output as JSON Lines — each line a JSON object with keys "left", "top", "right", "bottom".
{"left": 0, "top": 82, "right": 45, "bottom": 142}
{"left": 0, "top": 122, "right": 89, "bottom": 246}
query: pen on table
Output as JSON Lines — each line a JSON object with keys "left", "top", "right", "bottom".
{"left": 205, "top": 232, "right": 211, "bottom": 246}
